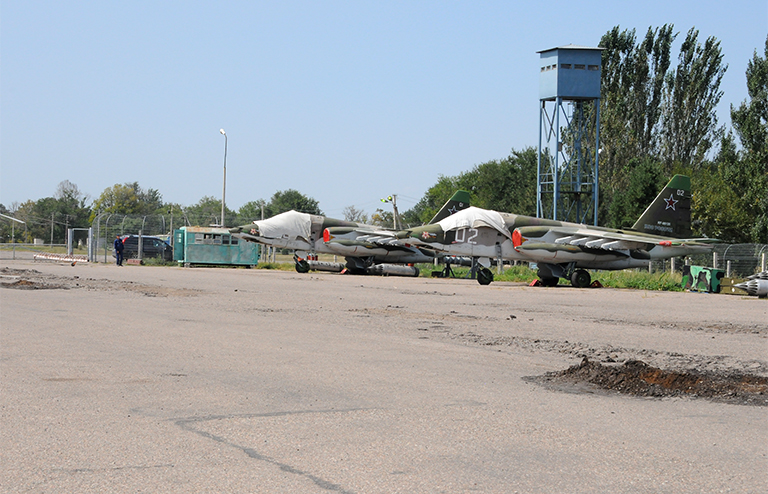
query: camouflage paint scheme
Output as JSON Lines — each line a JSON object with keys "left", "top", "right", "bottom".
{"left": 396, "top": 175, "right": 717, "bottom": 287}
{"left": 230, "top": 191, "right": 471, "bottom": 273}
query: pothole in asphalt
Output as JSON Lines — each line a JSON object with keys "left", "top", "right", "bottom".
{"left": 0, "top": 278, "right": 68, "bottom": 290}
{"left": 527, "top": 357, "right": 768, "bottom": 406}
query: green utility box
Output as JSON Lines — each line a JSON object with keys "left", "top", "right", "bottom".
{"left": 173, "top": 227, "right": 259, "bottom": 267}
{"left": 682, "top": 265, "right": 724, "bottom": 293}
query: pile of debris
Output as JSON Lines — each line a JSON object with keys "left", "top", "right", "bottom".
{"left": 533, "top": 357, "right": 768, "bottom": 406}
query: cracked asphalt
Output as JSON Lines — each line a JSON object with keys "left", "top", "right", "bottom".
{"left": 1, "top": 260, "right": 766, "bottom": 493}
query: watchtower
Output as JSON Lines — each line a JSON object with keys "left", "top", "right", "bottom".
{"left": 537, "top": 45, "right": 603, "bottom": 224}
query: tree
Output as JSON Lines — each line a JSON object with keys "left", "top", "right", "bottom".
{"left": 731, "top": 37, "right": 768, "bottom": 161}
{"left": 599, "top": 25, "right": 675, "bottom": 185}
{"left": 237, "top": 200, "right": 267, "bottom": 223}
{"left": 0, "top": 203, "right": 15, "bottom": 243}
{"left": 404, "top": 148, "right": 538, "bottom": 225}
{"left": 265, "top": 189, "right": 322, "bottom": 217}
{"left": 342, "top": 205, "right": 369, "bottom": 224}
{"left": 689, "top": 163, "right": 753, "bottom": 242}
{"left": 55, "top": 180, "right": 88, "bottom": 204}
{"left": 660, "top": 28, "right": 727, "bottom": 169}
{"left": 605, "top": 157, "right": 665, "bottom": 229}
{"left": 370, "top": 209, "right": 394, "bottom": 228}
{"left": 54, "top": 180, "right": 91, "bottom": 227}
{"left": 184, "top": 196, "right": 235, "bottom": 226}
{"left": 467, "top": 147, "right": 538, "bottom": 214}
{"left": 731, "top": 36, "right": 768, "bottom": 166}
{"left": 406, "top": 175, "right": 465, "bottom": 225}
{"left": 727, "top": 35, "right": 768, "bottom": 243}
{"left": 10, "top": 181, "right": 92, "bottom": 243}
{"left": 90, "top": 182, "right": 163, "bottom": 222}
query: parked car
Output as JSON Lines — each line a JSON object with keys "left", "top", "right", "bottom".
{"left": 119, "top": 235, "right": 173, "bottom": 261}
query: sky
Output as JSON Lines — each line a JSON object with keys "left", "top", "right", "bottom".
{"left": 1, "top": 1, "right": 766, "bottom": 220}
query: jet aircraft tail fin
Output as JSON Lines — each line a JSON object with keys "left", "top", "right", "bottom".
{"left": 630, "top": 175, "right": 692, "bottom": 238}
{"left": 427, "top": 190, "right": 471, "bottom": 224}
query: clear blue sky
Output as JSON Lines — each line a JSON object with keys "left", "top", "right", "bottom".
{"left": 2, "top": 1, "right": 766, "bottom": 219}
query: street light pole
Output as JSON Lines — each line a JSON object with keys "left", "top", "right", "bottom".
{"left": 220, "top": 129, "right": 227, "bottom": 227}
{"left": 381, "top": 195, "right": 400, "bottom": 230}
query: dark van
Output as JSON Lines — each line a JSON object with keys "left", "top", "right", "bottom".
{"left": 120, "top": 235, "right": 173, "bottom": 261}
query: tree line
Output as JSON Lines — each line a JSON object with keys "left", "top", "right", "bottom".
{"left": 402, "top": 27, "right": 768, "bottom": 244}
{"left": 0, "top": 182, "right": 324, "bottom": 244}
{"left": 2, "top": 26, "right": 766, "bottom": 245}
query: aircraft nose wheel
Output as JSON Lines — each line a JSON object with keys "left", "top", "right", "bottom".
{"left": 477, "top": 267, "right": 494, "bottom": 285}
{"left": 570, "top": 269, "right": 591, "bottom": 288}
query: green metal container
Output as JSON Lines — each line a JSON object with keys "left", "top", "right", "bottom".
{"left": 682, "top": 265, "right": 724, "bottom": 293}
{"left": 173, "top": 226, "right": 259, "bottom": 267}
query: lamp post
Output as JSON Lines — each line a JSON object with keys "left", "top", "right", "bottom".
{"left": 381, "top": 194, "right": 400, "bottom": 230}
{"left": 220, "top": 129, "right": 227, "bottom": 227}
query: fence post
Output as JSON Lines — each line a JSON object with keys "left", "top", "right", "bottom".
{"left": 67, "top": 229, "right": 74, "bottom": 255}
{"left": 670, "top": 257, "right": 675, "bottom": 274}
{"left": 726, "top": 260, "right": 731, "bottom": 277}
{"left": 88, "top": 227, "right": 94, "bottom": 262}
{"left": 763, "top": 252, "right": 766, "bottom": 272}
{"left": 713, "top": 252, "right": 718, "bottom": 269}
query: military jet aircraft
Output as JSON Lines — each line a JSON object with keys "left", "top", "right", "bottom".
{"left": 320, "top": 191, "right": 471, "bottom": 272}
{"left": 395, "top": 175, "right": 717, "bottom": 287}
{"left": 229, "top": 190, "right": 471, "bottom": 274}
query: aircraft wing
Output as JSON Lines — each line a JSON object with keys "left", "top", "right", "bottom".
{"left": 514, "top": 225, "right": 713, "bottom": 253}
{"left": 323, "top": 226, "right": 415, "bottom": 252}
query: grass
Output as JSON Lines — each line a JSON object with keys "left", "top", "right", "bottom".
{"left": 141, "top": 257, "right": 176, "bottom": 266}
{"left": 419, "top": 263, "right": 685, "bottom": 291}
{"left": 597, "top": 270, "right": 684, "bottom": 291}
{"left": 253, "top": 262, "right": 296, "bottom": 271}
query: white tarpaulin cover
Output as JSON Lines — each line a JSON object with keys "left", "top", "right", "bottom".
{"left": 254, "top": 210, "right": 312, "bottom": 240}
{"left": 437, "top": 206, "right": 511, "bottom": 238}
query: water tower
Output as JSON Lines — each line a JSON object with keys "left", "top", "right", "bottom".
{"left": 537, "top": 45, "right": 603, "bottom": 224}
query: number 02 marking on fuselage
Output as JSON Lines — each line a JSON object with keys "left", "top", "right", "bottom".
{"left": 455, "top": 228, "right": 479, "bottom": 244}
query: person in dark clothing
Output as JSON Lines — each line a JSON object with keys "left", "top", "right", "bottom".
{"left": 114, "top": 235, "right": 124, "bottom": 266}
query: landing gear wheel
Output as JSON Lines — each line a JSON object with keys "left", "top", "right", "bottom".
{"left": 540, "top": 277, "right": 559, "bottom": 287}
{"left": 477, "top": 267, "right": 494, "bottom": 285}
{"left": 571, "top": 269, "right": 591, "bottom": 288}
{"left": 295, "top": 260, "right": 310, "bottom": 273}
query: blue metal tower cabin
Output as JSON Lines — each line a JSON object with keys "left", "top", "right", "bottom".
{"left": 537, "top": 45, "right": 603, "bottom": 224}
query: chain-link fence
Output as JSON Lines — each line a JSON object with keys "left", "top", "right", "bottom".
{"left": 7, "top": 212, "right": 768, "bottom": 275}
{"left": 91, "top": 213, "right": 265, "bottom": 263}
{"left": 653, "top": 244, "right": 768, "bottom": 277}
{"left": 93, "top": 213, "right": 175, "bottom": 262}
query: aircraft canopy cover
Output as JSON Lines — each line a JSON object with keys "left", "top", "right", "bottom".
{"left": 437, "top": 206, "right": 511, "bottom": 239}
{"left": 254, "top": 210, "right": 312, "bottom": 241}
